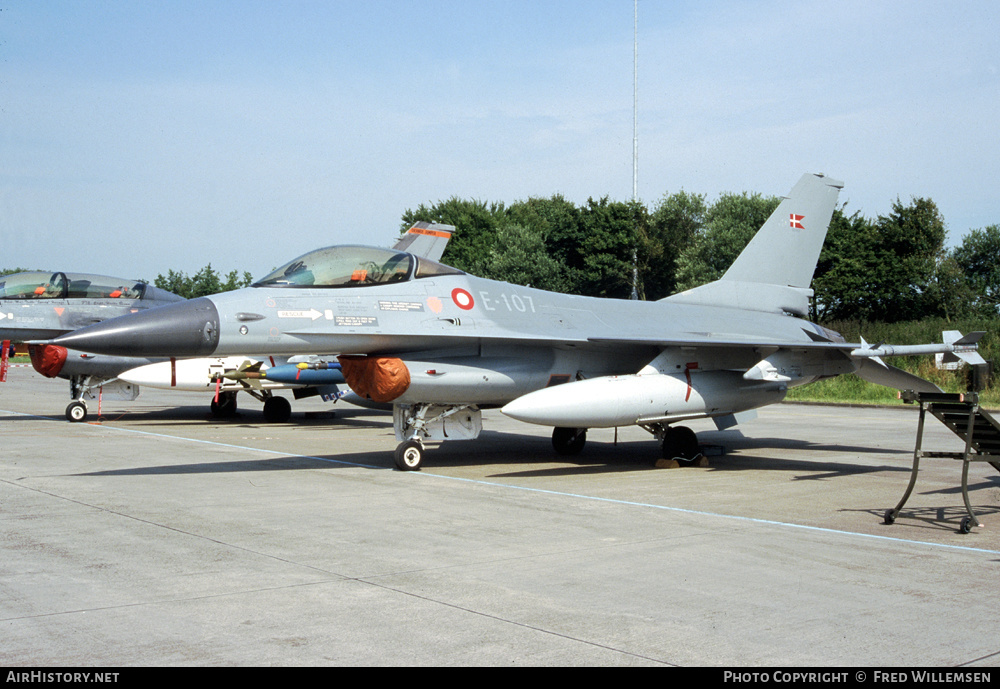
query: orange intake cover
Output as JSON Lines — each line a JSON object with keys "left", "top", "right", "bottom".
{"left": 338, "top": 356, "right": 411, "bottom": 403}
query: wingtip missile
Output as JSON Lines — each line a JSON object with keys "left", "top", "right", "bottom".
{"left": 850, "top": 330, "right": 987, "bottom": 367}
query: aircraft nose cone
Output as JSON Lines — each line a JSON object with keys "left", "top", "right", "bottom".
{"left": 51, "top": 297, "right": 221, "bottom": 358}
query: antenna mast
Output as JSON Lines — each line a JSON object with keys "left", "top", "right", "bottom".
{"left": 633, "top": 0, "right": 638, "bottom": 202}
{"left": 630, "top": 0, "right": 639, "bottom": 299}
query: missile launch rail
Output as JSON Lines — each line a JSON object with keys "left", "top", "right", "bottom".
{"left": 884, "top": 389, "right": 1000, "bottom": 534}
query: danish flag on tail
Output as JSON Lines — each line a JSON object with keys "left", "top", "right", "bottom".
{"left": 789, "top": 214, "right": 805, "bottom": 229}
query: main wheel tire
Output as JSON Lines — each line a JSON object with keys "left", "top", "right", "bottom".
{"left": 263, "top": 396, "right": 292, "bottom": 423}
{"left": 662, "top": 425, "right": 700, "bottom": 463}
{"left": 394, "top": 440, "right": 424, "bottom": 471}
{"left": 552, "top": 427, "right": 587, "bottom": 455}
{"left": 210, "top": 392, "right": 238, "bottom": 418}
{"left": 66, "top": 401, "right": 88, "bottom": 422}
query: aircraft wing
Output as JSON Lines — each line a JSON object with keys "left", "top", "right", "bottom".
{"left": 588, "top": 335, "right": 848, "bottom": 351}
{"left": 589, "top": 330, "right": 987, "bottom": 363}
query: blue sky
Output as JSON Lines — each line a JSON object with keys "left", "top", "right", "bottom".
{"left": 3, "top": 1, "right": 998, "bottom": 282}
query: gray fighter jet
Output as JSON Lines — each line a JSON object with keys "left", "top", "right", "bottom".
{"left": 0, "top": 271, "right": 185, "bottom": 419}
{"left": 0, "top": 270, "right": 184, "bottom": 341}
{"left": 51, "top": 174, "right": 985, "bottom": 469}
{"left": 107, "top": 221, "right": 456, "bottom": 422}
{"left": 14, "top": 223, "right": 455, "bottom": 422}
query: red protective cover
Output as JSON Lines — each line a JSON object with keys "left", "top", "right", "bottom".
{"left": 28, "top": 344, "right": 68, "bottom": 378}
{"left": 338, "top": 356, "right": 411, "bottom": 403}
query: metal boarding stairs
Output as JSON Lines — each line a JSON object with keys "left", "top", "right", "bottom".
{"left": 884, "top": 389, "right": 1000, "bottom": 534}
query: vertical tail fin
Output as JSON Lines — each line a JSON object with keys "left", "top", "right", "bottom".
{"left": 721, "top": 173, "right": 843, "bottom": 288}
{"left": 664, "top": 173, "right": 843, "bottom": 316}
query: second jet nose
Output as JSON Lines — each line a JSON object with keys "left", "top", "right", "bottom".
{"left": 51, "top": 297, "right": 221, "bottom": 358}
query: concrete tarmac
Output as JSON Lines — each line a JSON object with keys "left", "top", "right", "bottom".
{"left": 1, "top": 366, "right": 998, "bottom": 667}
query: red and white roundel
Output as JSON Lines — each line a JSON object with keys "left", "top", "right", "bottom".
{"left": 451, "top": 288, "right": 475, "bottom": 310}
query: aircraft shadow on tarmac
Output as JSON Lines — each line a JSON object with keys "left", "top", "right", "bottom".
{"left": 72, "top": 404, "right": 395, "bottom": 430}
{"left": 71, "top": 453, "right": 389, "bottom": 477}
{"left": 463, "top": 429, "right": 918, "bottom": 479}
{"left": 69, "top": 426, "right": 922, "bottom": 481}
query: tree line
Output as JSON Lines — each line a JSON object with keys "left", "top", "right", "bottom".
{"left": 6, "top": 187, "right": 997, "bottom": 325}
{"left": 153, "top": 265, "right": 254, "bottom": 299}
{"left": 401, "top": 192, "right": 1000, "bottom": 324}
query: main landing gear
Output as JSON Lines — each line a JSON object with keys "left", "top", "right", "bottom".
{"left": 659, "top": 425, "right": 702, "bottom": 465}
{"left": 209, "top": 390, "right": 292, "bottom": 423}
{"left": 262, "top": 395, "right": 292, "bottom": 423}
{"left": 552, "top": 424, "right": 702, "bottom": 464}
{"left": 210, "top": 391, "right": 238, "bottom": 417}
{"left": 552, "top": 427, "right": 587, "bottom": 455}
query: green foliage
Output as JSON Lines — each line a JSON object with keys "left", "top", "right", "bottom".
{"left": 154, "top": 264, "right": 253, "bottom": 299}
{"left": 402, "top": 194, "right": 647, "bottom": 298}
{"left": 506, "top": 195, "right": 581, "bottom": 262}
{"left": 871, "top": 197, "right": 948, "bottom": 320}
{"left": 0, "top": 268, "right": 37, "bottom": 277}
{"left": 575, "top": 197, "right": 645, "bottom": 299}
{"left": 674, "top": 192, "right": 780, "bottom": 291}
{"left": 811, "top": 198, "right": 951, "bottom": 322}
{"left": 952, "top": 224, "right": 1000, "bottom": 315}
{"left": 644, "top": 190, "right": 706, "bottom": 299}
{"left": 400, "top": 198, "right": 504, "bottom": 274}
{"left": 479, "top": 224, "right": 570, "bottom": 293}
{"left": 812, "top": 208, "right": 879, "bottom": 321}
{"left": 925, "top": 254, "right": 979, "bottom": 322}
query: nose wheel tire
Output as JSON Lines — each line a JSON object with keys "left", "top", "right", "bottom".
{"left": 66, "top": 401, "right": 88, "bottom": 422}
{"left": 394, "top": 440, "right": 424, "bottom": 471}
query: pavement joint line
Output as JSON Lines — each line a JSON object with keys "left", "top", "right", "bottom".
{"left": 5, "top": 407, "right": 1000, "bottom": 557}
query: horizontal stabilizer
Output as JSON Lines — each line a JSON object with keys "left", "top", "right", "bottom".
{"left": 855, "top": 359, "right": 941, "bottom": 393}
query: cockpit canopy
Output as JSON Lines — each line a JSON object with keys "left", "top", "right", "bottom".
{"left": 0, "top": 271, "right": 181, "bottom": 301}
{"left": 253, "top": 245, "right": 464, "bottom": 288}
